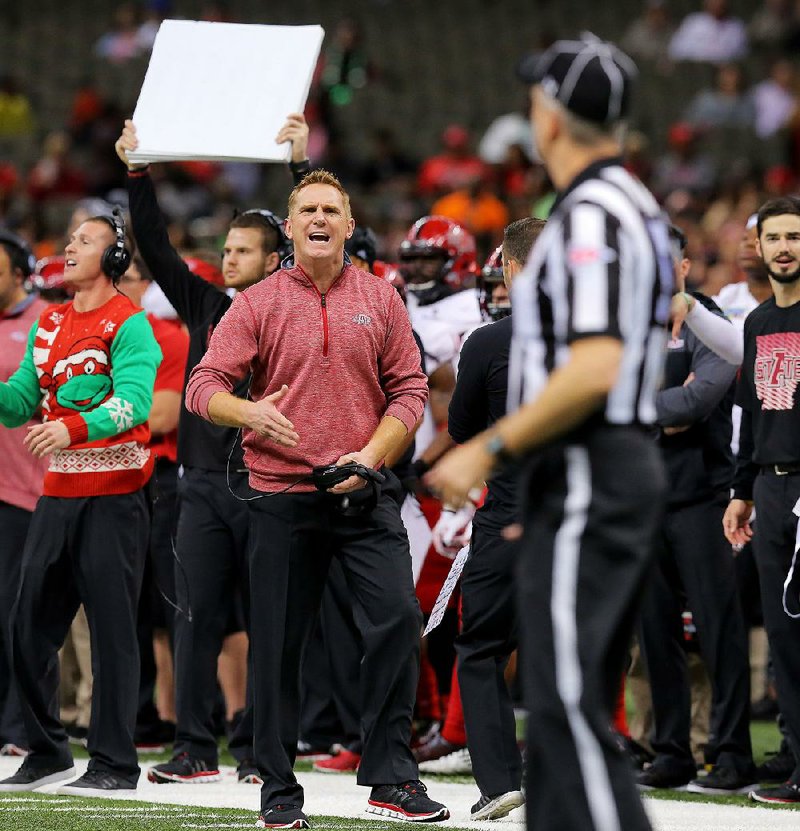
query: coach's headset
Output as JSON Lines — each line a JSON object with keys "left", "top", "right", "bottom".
{"left": 97, "top": 207, "right": 132, "bottom": 284}
{"left": 0, "top": 227, "right": 36, "bottom": 279}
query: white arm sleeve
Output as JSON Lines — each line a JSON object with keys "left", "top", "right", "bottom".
{"left": 685, "top": 301, "right": 743, "bottom": 365}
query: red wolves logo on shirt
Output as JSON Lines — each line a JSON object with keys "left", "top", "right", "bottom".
{"left": 755, "top": 332, "right": 800, "bottom": 411}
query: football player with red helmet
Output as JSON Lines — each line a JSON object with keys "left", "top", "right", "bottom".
{"left": 477, "top": 245, "right": 511, "bottom": 322}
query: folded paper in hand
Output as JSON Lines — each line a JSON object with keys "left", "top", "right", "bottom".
{"left": 128, "top": 20, "right": 324, "bottom": 164}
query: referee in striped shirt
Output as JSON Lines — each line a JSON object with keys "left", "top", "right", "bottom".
{"left": 428, "top": 35, "right": 673, "bottom": 831}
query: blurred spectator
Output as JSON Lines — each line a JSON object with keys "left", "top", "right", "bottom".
{"left": 0, "top": 164, "right": 20, "bottom": 221}
{"left": 136, "top": 1, "right": 170, "bottom": 51}
{"left": 200, "top": 1, "right": 234, "bottom": 22}
{"left": 320, "top": 18, "right": 374, "bottom": 108}
{"left": 749, "top": 0, "right": 793, "bottom": 51}
{"left": 430, "top": 175, "right": 509, "bottom": 254}
{"left": 751, "top": 58, "right": 798, "bottom": 138}
{"left": 68, "top": 81, "right": 105, "bottom": 145}
{"left": 0, "top": 76, "right": 34, "bottom": 137}
{"left": 94, "top": 3, "right": 145, "bottom": 64}
{"left": 668, "top": 0, "right": 748, "bottom": 63}
{"left": 653, "top": 123, "right": 716, "bottom": 199}
{"left": 26, "top": 132, "right": 86, "bottom": 204}
{"left": 359, "top": 127, "right": 416, "bottom": 188}
{"left": 418, "top": 125, "right": 487, "bottom": 198}
{"left": 478, "top": 103, "right": 533, "bottom": 164}
{"left": 621, "top": 0, "right": 676, "bottom": 64}
{"left": 683, "top": 64, "right": 755, "bottom": 129}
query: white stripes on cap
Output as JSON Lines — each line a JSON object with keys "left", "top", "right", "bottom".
{"left": 539, "top": 33, "right": 637, "bottom": 124}
{"left": 551, "top": 445, "right": 621, "bottom": 831}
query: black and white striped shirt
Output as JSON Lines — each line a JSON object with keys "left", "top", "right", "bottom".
{"left": 508, "top": 157, "right": 673, "bottom": 427}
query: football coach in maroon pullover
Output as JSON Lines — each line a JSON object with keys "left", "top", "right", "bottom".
{"left": 185, "top": 170, "right": 449, "bottom": 828}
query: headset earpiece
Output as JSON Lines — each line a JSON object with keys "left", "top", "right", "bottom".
{"left": 0, "top": 228, "right": 36, "bottom": 278}
{"left": 100, "top": 207, "right": 132, "bottom": 283}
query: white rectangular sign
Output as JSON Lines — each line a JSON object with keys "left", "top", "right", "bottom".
{"left": 128, "top": 20, "right": 324, "bottom": 164}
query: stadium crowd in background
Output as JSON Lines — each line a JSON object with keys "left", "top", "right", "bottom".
{"left": 3, "top": 2, "right": 800, "bottom": 829}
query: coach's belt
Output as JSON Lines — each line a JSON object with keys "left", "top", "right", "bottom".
{"left": 766, "top": 463, "right": 800, "bottom": 476}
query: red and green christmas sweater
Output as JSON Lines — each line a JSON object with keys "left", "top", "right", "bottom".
{"left": 0, "top": 293, "right": 162, "bottom": 497}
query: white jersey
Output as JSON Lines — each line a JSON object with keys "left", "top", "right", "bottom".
{"left": 713, "top": 281, "right": 762, "bottom": 455}
{"left": 407, "top": 288, "right": 483, "bottom": 337}
{"left": 408, "top": 289, "right": 484, "bottom": 457}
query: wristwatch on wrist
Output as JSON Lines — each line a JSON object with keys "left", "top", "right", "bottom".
{"left": 485, "top": 434, "right": 514, "bottom": 466}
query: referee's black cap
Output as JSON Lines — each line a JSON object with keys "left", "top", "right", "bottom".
{"left": 517, "top": 33, "right": 638, "bottom": 126}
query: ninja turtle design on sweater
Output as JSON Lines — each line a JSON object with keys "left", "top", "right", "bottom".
{"left": 42, "top": 335, "right": 113, "bottom": 411}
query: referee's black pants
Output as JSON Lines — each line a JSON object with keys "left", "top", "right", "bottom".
{"left": 456, "top": 514, "right": 521, "bottom": 799}
{"left": 172, "top": 467, "right": 253, "bottom": 765}
{"left": 0, "top": 500, "right": 31, "bottom": 749}
{"left": 520, "top": 430, "right": 665, "bottom": 831}
{"left": 248, "top": 473, "right": 421, "bottom": 814}
{"left": 752, "top": 469, "right": 800, "bottom": 782}
{"left": 10, "top": 491, "right": 148, "bottom": 782}
{"left": 639, "top": 494, "right": 753, "bottom": 772}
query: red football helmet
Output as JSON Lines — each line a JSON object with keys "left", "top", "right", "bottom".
{"left": 28, "top": 256, "right": 74, "bottom": 302}
{"left": 478, "top": 245, "right": 510, "bottom": 322}
{"left": 398, "top": 216, "right": 478, "bottom": 304}
{"left": 373, "top": 259, "right": 406, "bottom": 302}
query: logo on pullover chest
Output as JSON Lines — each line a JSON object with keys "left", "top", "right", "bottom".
{"left": 755, "top": 332, "right": 800, "bottom": 410}
{"left": 352, "top": 313, "right": 372, "bottom": 326}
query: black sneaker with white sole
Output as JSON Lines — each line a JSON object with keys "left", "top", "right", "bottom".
{"left": 0, "top": 761, "right": 76, "bottom": 791}
{"left": 636, "top": 759, "right": 695, "bottom": 790}
{"left": 147, "top": 752, "right": 220, "bottom": 783}
{"left": 257, "top": 804, "right": 311, "bottom": 828}
{"left": 58, "top": 769, "right": 137, "bottom": 796}
{"left": 367, "top": 780, "right": 450, "bottom": 822}
{"left": 470, "top": 790, "right": 525, "bottom": 820}
{"left": 686, "top": 764, "right": 757, "bottom": 795}
{"left": 755, "top": 742, "right": 797, "bottom": 784}
{"left": 749, "top": 782, "right": 800, "bottom": 804}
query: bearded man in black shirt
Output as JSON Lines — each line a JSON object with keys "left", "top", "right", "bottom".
{"left": 725, "top": 196, "right": 800, "bottom": 805}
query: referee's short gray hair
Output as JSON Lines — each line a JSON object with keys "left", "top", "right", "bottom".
{"left": 540, "top": 90, "right": 627, "bottom": 147}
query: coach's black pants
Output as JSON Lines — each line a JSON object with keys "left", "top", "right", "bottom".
{"left": 456, "top": 513, "right": 521, "bottom": 799}
{"left": 172, "top": 467, "right": 253, "bottom": 765}
{"left": 248, "top": 473, "right": 421, "bottom": 813}
{"left": 752, "top": 469, "right": 800, "bottom": 781}
{"left": 520, "top": 430, "right": 665, "bottom": 831}
{"left": 639, "top": 494, "right": 752, "bottom": 772}
{"left": 0, "top": 501, "right": 31, "bottom": 749}
{"left": 10, "top": 491, "right": 148, "bottom": 782}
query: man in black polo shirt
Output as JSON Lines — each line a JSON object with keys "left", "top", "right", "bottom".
{"left": 725, "top": 196, "right": 800, "bottom": 805}
{"left": 446, "top": 217, "right": 544, "bottom": 820}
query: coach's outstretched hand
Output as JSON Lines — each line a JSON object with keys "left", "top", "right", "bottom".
{"left": 245, "top": 384, "right": 299, "bottom": 448}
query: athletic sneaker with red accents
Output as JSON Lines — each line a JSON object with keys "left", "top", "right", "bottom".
{"left": 366, "top": 780, "right": 450, "bottom": 822}
{"left": 147, "top": 752, "right": 221, "bottom": 783}
{"left": 749, "top": 782, "right": 800, "bottom": 804}
{"left": 312, "top": 748, "right": 360, "bottom": 773}
{"left": 256, "top": 804, "right": 311, "bottom": 828}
